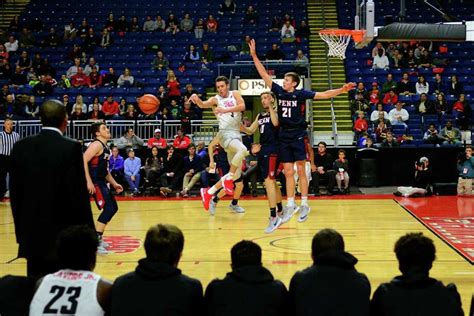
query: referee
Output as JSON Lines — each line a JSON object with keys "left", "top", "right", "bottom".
{"left": 0, "top": 118, "right": 20, "bottom": 200}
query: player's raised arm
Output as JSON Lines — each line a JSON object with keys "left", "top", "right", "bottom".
{"left": 190, "top": 94, "right": 217, "bottom": 109}
{"left": 241, "top": 115, "right": 259, "bottom": 135}
{"left": 249, "top": 39, "right": 274, "bottom": 88}
{"left": 268, "top": 101, "right": 279, "bottom": 127}
{"left": 214, "top": 90, "right": 246, "bottom": 114}
{"left": 314, "top": 82, "right": 356, "bottom": 100}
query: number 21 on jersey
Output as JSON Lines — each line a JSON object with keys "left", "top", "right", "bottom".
{"left": 282, "top": 107, "right": 292, "bottom": 118}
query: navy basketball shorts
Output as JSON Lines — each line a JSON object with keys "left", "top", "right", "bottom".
{"left": 278, "top": 132, "right": 307, "bottom": 163}
{"left": 258, "top": 152, "right": 279, "bottom": 180}
{"left": 93, "top": 181, "right": 119, "bottom": 224}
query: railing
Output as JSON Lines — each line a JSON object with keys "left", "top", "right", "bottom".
{"left": 1, "top": 119, "right": 219, "bottom": 143}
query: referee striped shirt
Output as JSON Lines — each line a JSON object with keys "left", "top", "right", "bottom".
{"left": 0, "top": 130, "right": 20, "bottom": 156}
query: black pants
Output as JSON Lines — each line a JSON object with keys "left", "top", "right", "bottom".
{"left": 311, "top": 170, "right": 336, "bottom": 193}
{"left": 0, "top": 155, "right": 11, "bottom": 198}
{"left": 243, "top": 164, "right": 258, "bottom": 192}
{"left": 160, "top": 173, "right": 181, "bottom": 189}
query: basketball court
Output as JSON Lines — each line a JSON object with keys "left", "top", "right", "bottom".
{"left": 1, "top": 195, "right": 472, "bottom": 309}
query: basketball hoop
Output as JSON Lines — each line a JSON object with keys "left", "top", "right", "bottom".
{"left": 319, "top": 29, "right": 365, "bottom": 60}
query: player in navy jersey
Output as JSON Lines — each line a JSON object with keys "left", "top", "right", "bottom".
{"left": 249, "top": 39, "right": 355, "bottom": 223}
{"left": 83, "top": 122, "right": 123, "bottom": 254}
{"left": 242, "top": 91, "right": 284, "bottom": 233}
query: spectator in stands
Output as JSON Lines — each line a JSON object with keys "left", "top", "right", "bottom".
{"left": 102, "top": 67, "right": 118, "bottom": 87}
{"left": 116, "top": 127, "right": 145, "bottom": 150}
{"left": 31, "top": 53, "right": 44, "bottom": 72}
{"left": 28, "top": 74, "right": 39, "bottom": 88}
{"left": 415, "top": 75, "right": 429, "bottom": 95}
{"left": 334, "top": 149, "right": 350, "bottom": 194}
{"left": 22, "top": 95, "right": 37, "bottom": 119}
{"left": 389, "top": 102, "right": 409, "bottom": 127}
{"left": 201, "top": 42, "right": 214, "bottom": 67}
{"left": 123, "top": 104, "right": 139, "bottom": 119}
{"left": 130, "top": 16, "right": 140, "bottom": 32}
{"left": 104, "top": 13, "right": 115, "bottom": 32}
{"left": 88, "top": 96, "right": 101, "bottom": 112}
{"left": 109, "top": 146, "right": 125, "bottom": 186}
{"left": 89, "top": 67, "right": 102, "bottom": 88}
{"left": 82, "top": 27, "right": 98, "bottom": 53}
{"left": 404, "top": 49, "right": 418, "bottom": 68}
{"left": 117, "top": 68, "right": 134, "bottom": 87}
{"left": 70, "top": 103, "right": 87, "bottom": 121}
{"left": 382, "top": 74, "right": 398, "bottom": 93}
{"left": 206, "top": 240, "right": 288, "bottom": 315}
{"left": 124, "top": 149, "right": 142, "bottom": 196}
{"left": 416, "top": 93, "right": 435, "bottom": 115}
{"left": 166, "top": 21, "right": 180, "bottom": 35}
{"left": 368, "top": 82, "right": 380, "bottom": 105}
{"left": 290, "top": 228, "right": 370, "bottom": 315}
{"left": 144, "top": 146, "right": 162, "bottom": 189}
{"left": 118, "top": 98, "right": 127, "bottom": 115}
{"left": 390, "top": 49, "right": 404, "bottom": 68}
{"left": 16, "top": 51, "right": 32, "bottom": 72}
{"left": 71, "top": 67, "right": 90, "bottom": 88}
{"left": 99, "top": 28, "right": 113, "bottom": 48}
{"left": 61, "top": 94, "right": 73, "bottom": 113}
{"left": 441, "top": 120, "right": 462, "bottom": 146}
{"left": 173, "top": 129, "right": 192, "bottom": 155}
{"left": 206, "top": 15, "right": 218, "bottom": 32}
{"left": 111, "top": 224, "right": 203, "bottom": 315}
{"left": 1, "top": 94, "right": 20, "bottom": 119}
{"left": 418, "top": 49, "right": 433, "bottom": 68}
{"left": 57, "top": 74, "right": 70, "bottom": 89}
{"left": 372, "top": 48, "right": 390, "bottom": 70}
{"left": 448, "top": 75, "right": 463, "bottom": 96}
{"left": 116, "top": 15, "right": 130, "bottom": 33}
{"left": 166, "top": 13, "right": 179, "bottom": 28}
{"left": 181, "top": 13, "right": 194, "bottom": 32}
{"left": 457, "top": 146, "right": 474, "bottom": 196}
{"left": 370, "top": 103, "right": 389, "bottom": 123}
{"left": 183, "top": 83, "right": 202, "bottom": 101}
{"left": 4, "top": 35, "right": 18, "bottom": 53}
{"left": 26, "top": 67, "right": 37, "bottom": 83}
{"left": 219, "top": 0, "right": 236, "bottom": 14}
{"left": 0, "top": 60, "right": 10, "bottom": 80}
{"left": 29, "top": 225, "right": 112, "bottom": 315}
{"left": 434, "top": 93, "right": 448, "bottom": 116}
{"left": 350, "top": 93, "right": 370, "bottom": 118}
{"left": 77, "top": 19, "right": 89, "bottom": 39}
{"left": 240, "top": 35, "right": 252, "bottom": 55}
{"left": 179, "top": 99, "right": 199, "bottom": 134}
{"left": 245, "top": 5, "right": 258, "bottom": 25}
{"left": 266, "top": 43, "right": 285, "bottom": 61}
{"left": 372, "top": 42, "right": 386, "bottom": 58}
{"left": 9, "top": 66, "right": 27, "bottom": 88}
{"left": 353, "top": 111, "right": 369, "bottom": 140}
{"left": 433, "top": 73, "right": 445, "bottom": 95}
{"left": 143, "top": 15, "right": 156, "bottom": 31}
{"left": 371, "top": 232, "right": 463, "bottom": 316}
{"left": 38, "top": 58, "right": 56, "bottom": 77}
{"left": 102, "top": 95, "right": 120, "bottom": 119}
{"left": 32, "top": 76, "right": 53, "bottom": 96}
{"left": 375, "top": 115, "right": 391, "bottom": 143}
{"left": 147, "top": 128, "right": 167, "bottom": 153}
{"left": 19, "top": 27, "right": 36, "bottom": 49}
{"left": 88, "top": 102, "right": 105, "bottom": 120}
{"left": 281, "top": 21, "right": 295, "bottom": 42}
{"left": 63, "top": 22, "right": 77, "bottom": 41}
{"left": 452, "top": 94, "right": 471, "bottom": 129}
{"left": 166, "top": 70, "right": 181, "bottom": 103}
{"left": 66, "top": 57, "right": 81, "bottom": 78}
{"left": 194, "top": 18, "right": 205, "bottom": 40}
{"left": 8, "top": 16, "right": 21, "bottom": 33}
{"left": 295, "top": 20, "right": 310, "bottom": 40}
{"left": 184, "top": 44, "right": 200, "bottom": 63}
{"left": 423, "top": 123, "right": 443, "bottom": 145}
{"left": 397, "top": 72, "right": 414, "bottom": 95}
{"left": 0, "top": 84, "right": 10, "bottom": 104}
{"left": 155, "top": 15, "right": 166, "bottom": 32}
{"left": 169, "top": 99, "right": 181, "bottom": 120}
{"left": 312, "top": 141, "right": 336, "bottom": 196}
{"left": 180, "top": 143, "right": 204, "bottom": 197}
{"left": 386, "top": 42, "right": 396, "bottom": 58}
{"left": 152, "top": 50, "right": 169, "bottom": 70}
{"left": 295, "top": 49, "right": 309, "bottom": 64}
{"left": 381, "top": 131, "right": 399, "bottom": 148}
{"left": 67, "top": 44, "right": 82, "bottom": 62}
{"left": 71, "top": 94, "right": 87, "bottom": 113}
{"left": 160, "top": 145, "right": 183, "bottom": 197}
{"left": 383, "top": 89, "right": 398, "bottom": 106}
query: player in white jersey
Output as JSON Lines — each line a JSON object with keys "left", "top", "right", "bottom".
{"left": 190, "top": 76, "right": 249, "bottom": 211}
{"left": 30, "top": 225, "right": 112, "bottom": 315}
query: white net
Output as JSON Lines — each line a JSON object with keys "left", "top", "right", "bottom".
{"left": 319, "top": 32, "right": 352, "bottom": 60}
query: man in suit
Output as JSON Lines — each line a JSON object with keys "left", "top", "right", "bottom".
{"left": 10, "top": 99, "right": 94, "bottom": 279}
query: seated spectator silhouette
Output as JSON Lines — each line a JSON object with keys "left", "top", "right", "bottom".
{"left": 354, "top": 111, "right": 369, "bottom": 140}
{"left": 266, "top": 43, "right": 285, "bottom": 61}
{"left": 181, "top": 143, "right": 204, "bottom": 197}
{"left": 71, "top": 67, "right": 90, "bottom": 88}
{"left": 124, "top": 149, "right": 142, "bottom": 196}
{"left": 452, "top": 94, "right": 471, "bottom": 129}
{"left": 206, "top": 15, "right": 218, "bottom": 33}
{"left": 147, "top": 128, "right": 167, "bottom": 156}
{"left": 111, "top": 224, "right": 203, "bottom": 315}
{"left": 382, "top": 74, "right": 397, "bottom": 94}
{"left": 334, "top": 149, "right": 350, "bottom": 194}
{"left": 180, "top": 13, "right": 194, "bottom": 32}
{"left": 290, "top": 228, "right": 370, "bottom": 316}
{"left": 102, "top": 96, "right": 120, "bottom": 118}
{"left": 418, "top": 49, "right": 433, "bottom": 68}
{"left": 245, "top": 5, "right": 258, "bottom": 25}
{"left": 372, "top": 48, "right": 389, "bottom": 70}
{"left": 115, "top": 127, "right": 145, "bottom": 151}
{"left": 173, "top": 129, "right": 192, "bottom": 156}
{"left": 205, "top": 240, "right": 288, "bottom": 316}
{"left": 416, "top": 93, "right": 435, "bottom": 114}
{"left": 151, "top": 50, "right": 169, "bottom": 70}
{"left": 381, "top": 131, "right": 399, "bottom": 148}
{"left": 160, "top": 145, "right": 183, "bottom": 197}
{"left": 375, "top": 115, "right": 391, "bottom": 143}
{"left": 29, "top": 225, "right": 112, "bottom": 315}
{"left": 397, "top": 73, "right": 414, "bottom": 95}
{"left": 423, "top": 123, "right": 443, "bottom": 145}
{"left": 32, "top": 75, "right": 53, "bottom": 96}
{"left": 383, "top": 89, "right": 398, "bottom": 106}
{"left": 440, "top": 120, "right": 462, "bottom": 146}
{"left": 415, "top": 75, "right": 429, "bottom": 95}
{"left": 281, "top": 20, "right": 295, "bottom": 42}
{"left": 311, "top": 142, "right": 336, "bottom": 196}
{"left": 117, "top": 68, "right": 134, "bottom": 87}
{"left": 371, "top": 42, "right": 385, "bottom": 58}
{"left": 102, "top": 67, "right": 118, "bottom": 87}
{"left": 433, "top": 73, "right": 445, "bottom": 95}
{"left": 295, "top": 20, "right": 310, "bottom": 40}
{"left": 219, "top": 0, "right": 236, "bottom": 14}
{"left": 144, "top": 146, "right": 163, "bottom": 190}
{"left": 142, "top": 15, "right": 155, "bottom": 31}
{"left": 370, "top": 103, "right": 388, "bottom": 123}
{"left": 0, "top": 274, "right": 35, "bottom": 316}
{"left": 388, "top": 102, "right": 409, "bottom": 127}
{"left": 370, "top": 232, "right": 463, "bottom": 316}
{"left": 448, "top": 75, "right": 463, "bottom": 96}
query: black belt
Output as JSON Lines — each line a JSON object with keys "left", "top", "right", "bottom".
{"left": 460, "top": 176, "right": 473, "bottom": 179}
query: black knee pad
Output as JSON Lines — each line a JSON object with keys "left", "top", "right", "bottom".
{"left": 98, "top": 203, "right": 118, "bottom": 224}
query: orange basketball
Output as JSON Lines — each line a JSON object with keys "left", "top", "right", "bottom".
{"left": 139, "top": 94, "right": 160, "bottom": 114}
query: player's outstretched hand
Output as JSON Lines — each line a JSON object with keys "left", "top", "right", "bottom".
{"left": 249, "top": 39, "right": 256, "bottom": 57}
{"left": 342, "top": 82, "right": 356, "bottom": 92}
{"left": 189, "top": 94, "right": 199, "bottom": 103}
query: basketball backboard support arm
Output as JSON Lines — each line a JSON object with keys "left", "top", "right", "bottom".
{"left": 354, "top": 0, "right": 375, "bottom": 48}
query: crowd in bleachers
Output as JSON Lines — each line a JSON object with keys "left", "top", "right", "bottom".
{"left": 0, "top": 224, "right": 465, "bottom": 315}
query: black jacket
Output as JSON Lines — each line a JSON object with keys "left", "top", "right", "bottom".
{"left": 10, "top": 129, "right": 94, "bottom": 259}
{"left": 0, "top": 275, "right": 35, "bottom": 316}
{"left": 289, "top": 250, "right": 371, "bottom": 316}
{"left": 205, "top": 265, "right": 288, "bottom": 316}
{"left": 314, "top": 152, "right": 334, "bottom": 172}
{"left": 370, "top": 273, "right": 463, "bottom": 316}
{"left": 111, "top": 259, "right": 204, "bottom": 316}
